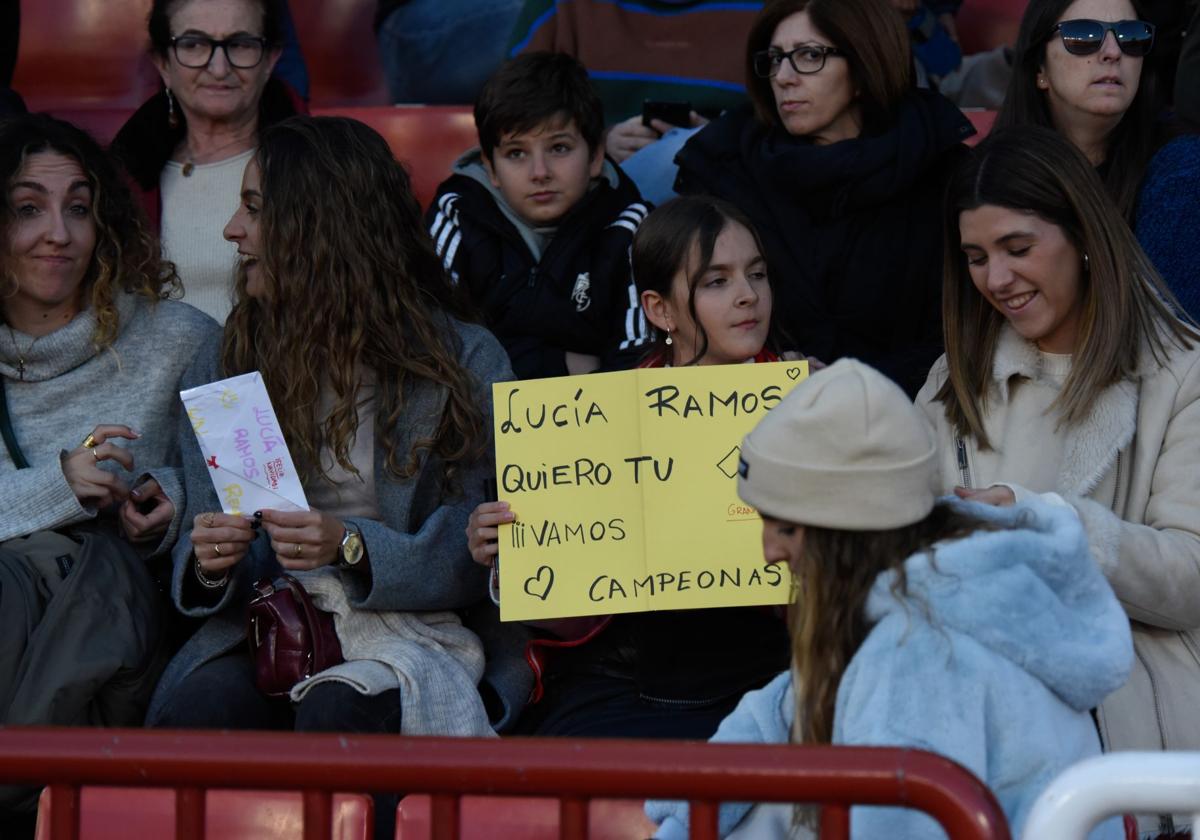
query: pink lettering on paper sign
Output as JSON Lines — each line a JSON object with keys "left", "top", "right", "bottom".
{"left": 253, "top": 406, "right": 285, "bottom": 453}
{"left": 233, "top": 427, "right": 260, "bottom": 479}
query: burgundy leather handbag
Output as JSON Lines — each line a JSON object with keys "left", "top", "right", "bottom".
{"left": 247, "top": 574, "right": 344, "bottom": 698}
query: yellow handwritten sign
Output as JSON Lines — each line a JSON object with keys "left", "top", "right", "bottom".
{"left": 495, "top": 361, "right": 807, "bottom": 621}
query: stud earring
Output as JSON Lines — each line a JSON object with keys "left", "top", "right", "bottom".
{"left": 166, "top": 88, "right": 179, "bottom": 129}
{"left": 1082, "top": 252, "right": 1090, "bottom": 272}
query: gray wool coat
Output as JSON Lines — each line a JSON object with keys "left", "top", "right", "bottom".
{"left": 146, "top": 318, "right": 535, "bottom": 730}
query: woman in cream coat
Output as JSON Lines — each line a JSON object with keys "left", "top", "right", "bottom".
{"left": 918, "top": 126, "right": 1200, "bottom": 812}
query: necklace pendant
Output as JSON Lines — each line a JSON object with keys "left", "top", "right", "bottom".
{"left": 181, "top": 162, "right": 195, "bottom": 177}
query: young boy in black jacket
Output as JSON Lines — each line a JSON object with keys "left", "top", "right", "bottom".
{"left": 426, "top": 52, "right": 652, "bottom": 379}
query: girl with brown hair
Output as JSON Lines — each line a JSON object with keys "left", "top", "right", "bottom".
{"left": 919, "top": 124, "right": 1200, "bottom": 837}
{"left": 146, "top": 116, "right": 519, "bottom": 787}
{"left": 649, "top": 359, "right": 1132, "bottom": 839}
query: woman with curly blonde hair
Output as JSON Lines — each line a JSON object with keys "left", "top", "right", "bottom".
{"left": 147, "top": 116, "right": 516, "bottom": 838}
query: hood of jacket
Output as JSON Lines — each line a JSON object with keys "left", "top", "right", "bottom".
{"left": 677, "top": 88, "right": 973, "bottom": 220}
{"left": 866, "top": 495, "right": 1132, "bottom": 712}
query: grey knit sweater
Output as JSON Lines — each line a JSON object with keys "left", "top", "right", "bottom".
{"left": 0, "top": 293, "right": 219, "bottom": 549}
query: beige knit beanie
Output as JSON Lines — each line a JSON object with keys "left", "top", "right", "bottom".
{"left": 737, "top": 359, "right": 940, "bottom": 529}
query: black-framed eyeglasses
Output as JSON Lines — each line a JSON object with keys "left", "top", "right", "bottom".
{"left": 1050, "top": 19, "right": 1155, "bottom": 57}
{"left": 169, "top": 34, "right": 268, "bottom": 69}
{"left": 752, "top": 45, "right": 844, "bottom": 78}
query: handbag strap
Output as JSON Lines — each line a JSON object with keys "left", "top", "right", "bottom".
{"left": 278, "top": 573, "right": 326, "bottom": 634}
{"left": 0, "top": 377, "right": 30, "bottom": 469}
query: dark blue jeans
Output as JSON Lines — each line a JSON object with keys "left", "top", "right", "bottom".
{"left": 153, "top": 651, "right": 401, "bottom": 840}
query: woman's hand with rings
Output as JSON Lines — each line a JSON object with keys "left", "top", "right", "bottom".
{"left": 192, "top": 510, "right": 256, "bottom": 576}
{"left": 62, "top": 424, "right": 140, "bottom": 509}
{"left": 259, "top": 508, "right": 343, "bottom": 570}
{"left": 466, "top": 501, "right": 514, "bottom": 568}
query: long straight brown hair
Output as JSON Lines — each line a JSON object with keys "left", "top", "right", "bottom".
{"left": 221, "top": 116, "right": 486, "bottom": 487}
{"left": 936, "top": 126, "right": 1195, "bottom": 450}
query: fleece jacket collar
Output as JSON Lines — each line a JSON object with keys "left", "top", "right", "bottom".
{"left": 990, "top": 325, "right": 1138, "bottom": 496}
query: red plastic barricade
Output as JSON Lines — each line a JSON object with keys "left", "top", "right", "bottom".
{"left": 310, "top": 105, "right": 476, "bottom": 211}
{"left": 0, "top": 728, "right": 1010, "bottom": 840}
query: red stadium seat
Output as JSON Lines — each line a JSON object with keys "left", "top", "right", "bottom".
{"left": 290, "top": 0, "right": 389, "bottom": 106}
{"left": 34, "top": 786, "right": 372, "bottom": 840}
{"left": 395, "top": 794, "right": 655, "bottom": 840}
{"left": 963, "top": 109, "right": 998, "bottom": 146}
{"left": 956, "top": 0, "right": 1029, "bottom": 55}
{"left": 312, "top": 105, "right": 477, "bottom": 211}
{"left": 12, "top": 0, "right": 160, "bottom": 112}
{"left": 45, "top": 107, "right": 138, "bottom": 147}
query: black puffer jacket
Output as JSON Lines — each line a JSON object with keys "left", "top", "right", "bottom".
{"left": 672, "top": 89, "right": 973, "bottom": 396}
{"left": 426, "top": 152, "right": 651, "bottom": 379}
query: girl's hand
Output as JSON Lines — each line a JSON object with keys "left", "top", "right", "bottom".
{"left": 62, "top": 424, "right": 139, "bottom": 509}
{"left": 119, "top": 478, "right": 174, "bottom": 542}
{"left": 192, "top": 511, "right": 256, "bottom": 575}
{"left": 467, "top": 501, "right": 514, "bottom": 568}
{"left": 260, "top": 508, "right": 345, "bottom": 570}
{"left": 954, "top": 485, "right": 1016, "bottom": 506}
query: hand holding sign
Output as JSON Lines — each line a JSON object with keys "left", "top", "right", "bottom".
{"left": 493, "top": 362, "right": 806, "bottom": 621}
{"left": 180, "top": 372, "right": 309, "bottom": 516}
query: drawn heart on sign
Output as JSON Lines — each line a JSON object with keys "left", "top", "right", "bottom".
{"left": 523, "top": 565, "right": 555, "bottom": 601}
{"left": 786, "top": 367, "right": 803, "bottom": 380}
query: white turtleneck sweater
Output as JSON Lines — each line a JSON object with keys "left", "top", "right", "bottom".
{"left": 159, "top": 149, "right": 254, "bottom": 323}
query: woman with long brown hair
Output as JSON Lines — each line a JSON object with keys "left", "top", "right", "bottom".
{"left": 145, "top": 117, "right": 518, "bottom": 837}
{"left": 918, "top": 124, "right": 1200, "bottom": 837}
{"left": 649, "top": 359, "right": 1132, "bottom": 840}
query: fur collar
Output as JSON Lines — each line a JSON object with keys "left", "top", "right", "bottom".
{"left": 990, "top": 326, "right": 1137, "bottom": 496}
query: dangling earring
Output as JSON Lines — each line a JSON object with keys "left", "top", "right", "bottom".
{"left": 166, "top": 88, "right": 179, "bottom": 129}
{"left": 1082, "top": 252, "right": 1090, "bottom": 273}
{"left": 664, "top": 328, "right": 673, "bottom": 346}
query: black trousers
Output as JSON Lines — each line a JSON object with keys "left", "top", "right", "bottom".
{"left": 153, "top": 650, "right": 401, "bottom": 840}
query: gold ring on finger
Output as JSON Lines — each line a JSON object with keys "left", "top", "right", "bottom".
{"left": 213, "top": 543, "right": 223, "bottom": 557}
{"left": 81, "top": 433, "right": 97, "bottom": 449}
{"left": 293, "top": 543, "right": 303, "bottom": 558}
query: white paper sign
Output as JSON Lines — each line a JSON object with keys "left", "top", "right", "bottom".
{"left": 180, "top": 371, "right": 309, "bottom": 515}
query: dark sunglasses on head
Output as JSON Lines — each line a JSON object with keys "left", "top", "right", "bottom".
{"left": 1051, "top": 19, "right": 1155, "bottom": 57}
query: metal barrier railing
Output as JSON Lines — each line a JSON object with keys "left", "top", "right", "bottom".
{"left": 1021, "top": 752, "right": 1200, "bottom": 840}
{"left": 0, "top": 727, "right": 1011, "bottom": 840}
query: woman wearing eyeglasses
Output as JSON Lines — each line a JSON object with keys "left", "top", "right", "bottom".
{"left": 111, "top": 0, "right": 305, "bottom": 323}
{"left": 996, "top": 0, "right": 1161, "bottom": 223}
{"left": 664, "top": 0, "right": 973, "bottom": 397}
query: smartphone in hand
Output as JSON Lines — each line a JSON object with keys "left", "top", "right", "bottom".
{"left": 642, "top": 100, "right": 693, "bottom": 129}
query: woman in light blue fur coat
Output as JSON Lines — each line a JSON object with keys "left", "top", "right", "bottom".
{"left": 648, "top": 360, "right": 1133, "bottom": 840}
